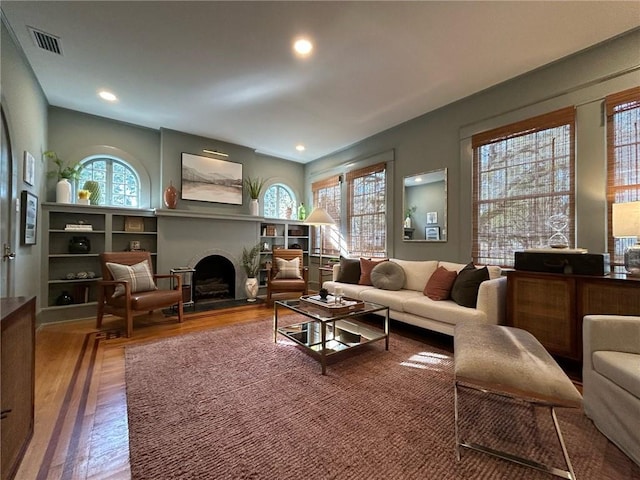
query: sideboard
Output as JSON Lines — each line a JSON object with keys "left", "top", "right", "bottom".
{"left": 506, "top": 271, "right": 640, "bottom": 361}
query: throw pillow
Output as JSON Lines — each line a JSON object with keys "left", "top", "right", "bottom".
{"left": 450, "top": 262, "right": 489, "bottom": 308}
{"left": 424, "top": 266, "right": 458, "bottom": 300}
{"left": 106, "top": 260, "right": 157, "bottom": 298}
{"left": 336, "top": 256, "right": 361, "bottom": 284}
{"left": 370, "top": 261, "right": 405, "bottom": 291}
{"left": 274, "top": 257, "right": 302, "bottom": 279}
{"left": 358, "top": 257, "right": 388, "bottom": 286}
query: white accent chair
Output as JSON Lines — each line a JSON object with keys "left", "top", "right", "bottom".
{"left": 583, "top": 315, "right": 640, "bottom": 466}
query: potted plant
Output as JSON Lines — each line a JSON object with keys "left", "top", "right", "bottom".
{"left": 45, "top": 150, "right": 84, "bottom": 203}
{"left": 244, "top": 176, "right": 266, "bottom": 215}
{"left": 404, "top": 205, "right": 417, "bottom": 228}
{"left": 241, "top": 243, "right": 262, "bottom": 302}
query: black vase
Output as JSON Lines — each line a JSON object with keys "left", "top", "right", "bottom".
{"left": 56, "top": 291, "right": 74, "bottom": 305}
{"left": 69, "top": 236, "right": 91, "bottom": 254}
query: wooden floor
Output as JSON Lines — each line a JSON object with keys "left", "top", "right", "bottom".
{"left": 15, "top": 302, "right": 295, "bottom": 480}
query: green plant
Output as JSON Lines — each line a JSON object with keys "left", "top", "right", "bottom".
{"left": 241, "top": 243, "right": 262, "bottom": 277}
{"left": 244, "top": 177, "right": 266, "bottom": 199}
{"left": 45, "top": 150, "right": 84, "bottom": 181}
{"left": 405, "top": 205, "right": 417, "bottom": 218}
{"left": 83, "top": 180, "right": 101, "bottom": 205}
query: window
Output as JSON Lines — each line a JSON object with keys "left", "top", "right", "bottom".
{"left": 78, "top": 157, "right": 140, "bottom": 207}
{"left": 472, "top": 107, "right": 576, "bottom": 267}
{"left": 606, "top": 87, "right": 640, "bottom": 271}
{"left": 263, "top": 183, "right": 296, "bottom": 219}
{"left": 346, "top": 163, "right": 386, "bottom": 257}
{"left": 312, "top": 175, "right": 341, "bottom": 256}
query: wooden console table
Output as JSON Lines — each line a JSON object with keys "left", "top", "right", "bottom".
{"left": 506, "top": 271, "right": 640, "bottom": 361}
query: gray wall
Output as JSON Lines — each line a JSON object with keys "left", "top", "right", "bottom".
{"left": 305, "top": 29, "right": 640, "bottom": 264}
{"left": 1, "top": 19, "right": 48, "bottom": 304}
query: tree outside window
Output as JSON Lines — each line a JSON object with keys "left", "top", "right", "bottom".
{"left": 78, "top": 157, "right": 140, "bottom": 207}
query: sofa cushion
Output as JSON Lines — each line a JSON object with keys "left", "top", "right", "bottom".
{"left": 403, "top": 296, "right": 487, "bottom": 325}
{"left": 424, "top": 266, "right": 458, "bottom": 300}
{"left": 439, "top": 261, "right": 501, "bottom": 280}
{"left": 390, "top": 259, "right": 438, "bottom": 291}
{"left": 336, "top": 257, "right": 361, "bottom": 284}
{"left": 106, "top": 260, "right": 157, "bottom": 298}
{"left": 359, "top": 257, "right": 388, "bottom": 286}
{"left": 360, "top": 288, "right": 422, "bottom": 312}
{"left": 592, "top": 350, "right": 640, "bottom": 398}
{"left": 451, "top": 262, "right": 489, "bottom": 308}
{"left": 371, "top": 261, "right": 405, "bottom": 291}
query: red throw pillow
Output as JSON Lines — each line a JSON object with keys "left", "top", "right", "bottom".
{"left": 359, "top": 257, "right": 388, "bottom": 285}
{"left": 423, "top": 266, "right": 458, "bottom": 300}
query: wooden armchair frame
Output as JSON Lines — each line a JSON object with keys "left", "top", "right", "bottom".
{"left": 96, "top": 251, "right": 183, "bottom": 337}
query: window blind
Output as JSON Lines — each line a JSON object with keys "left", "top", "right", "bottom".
{"left": 311, "top": 175, "right": 341, "bottom": 256}
{"left": 606, "top": 86, "right": 640, "bottom": 271}
{"left": 472, "top": 107, "right": 576, "bottom": 267}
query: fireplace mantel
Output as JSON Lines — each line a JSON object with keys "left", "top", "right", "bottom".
{"left": 155, "top": 208, "right": 264, "bottom": 223}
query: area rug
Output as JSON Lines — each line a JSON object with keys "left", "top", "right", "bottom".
{"left": 125, "top": 319, "right": 640, "bottom": 479}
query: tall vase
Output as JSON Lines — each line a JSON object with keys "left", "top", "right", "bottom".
{"left": 404, "top": 216, "right": 412, "bottom": 228}
{"left": 249, "top": 199, "right": 259, "bottom": 216}
{"left": 163, "top": 181, "right": 178, "bottom": 209}
{"left": 56, "top": 178, "right": 72, "bottom": 204}
{"left": 245, "top": 277, "right": 258, "bottom": 302}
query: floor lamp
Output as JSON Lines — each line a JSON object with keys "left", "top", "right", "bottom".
{"left": 305, "top": 206, "right": 336, "bottom": 288}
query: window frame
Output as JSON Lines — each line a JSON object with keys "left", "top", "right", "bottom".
{"left": 79, "top": 156, "right": 141, "bottom": 207}
{"left": 263, "top": 182, "right": 297, "bottom": 219}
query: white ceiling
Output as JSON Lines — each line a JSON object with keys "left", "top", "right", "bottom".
{"left": 2, "top": 1, "right": 639, "bottom": 163}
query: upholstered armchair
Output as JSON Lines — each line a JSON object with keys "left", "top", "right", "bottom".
{"left": 97, "top": 251, "right": 184, "bottom": 337}
{"left": 266, "top": 249, "right": 308, "bottom": 305}
{"left": 583, "top": 314, "right": 640, "bottom": 466}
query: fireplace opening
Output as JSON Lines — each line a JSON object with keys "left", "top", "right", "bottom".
{"left": 193, "top": 255, "right": 235, "bottom": 302}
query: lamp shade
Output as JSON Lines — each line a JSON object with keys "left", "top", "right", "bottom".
{"left": 612, "top": 201, "right": 640, "bottom": 237}
{"left": 305, "top": 207, "right": 335, "bottom": 226}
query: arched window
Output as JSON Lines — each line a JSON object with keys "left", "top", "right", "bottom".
{"left": 78, "top": 157, "right": 140, "bottom": 207}
{"left": 263, "top": 183, "right": 296, "bottom": 219}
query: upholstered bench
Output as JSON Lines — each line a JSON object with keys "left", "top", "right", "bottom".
{"left": 454, "top": 324, "right": 583, "bottom": 479}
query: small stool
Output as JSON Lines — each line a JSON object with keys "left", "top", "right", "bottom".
{"left": 454, "top": 324, "right": 582, "bottom": 480}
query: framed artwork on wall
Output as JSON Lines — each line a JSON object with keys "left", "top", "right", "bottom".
{"left": 426, "top": 211, "right": 437, "bottom": 225}
{"left": 425, "top": 226, "right": 440, "bottom": 241}
{"left": 21, "top": 190, "right": 38, "bottom": 245}
{"left": 181, "top": 152, "right": 243, "bottom": 205}
{"left": 23, "top": 151, "right": 35, "bottom": 186}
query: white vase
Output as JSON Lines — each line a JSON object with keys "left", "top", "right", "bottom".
{"left": 56, "top": 179, "right": 72, "bottom": 204}
{"left": 249, "top": 198, "right": 259, "bottom": 216}
{"left": 404, "top": 216, "right": 412, "bottom": 228}
{"left": 245, "top": 277, "right": 259, "bottom": 302}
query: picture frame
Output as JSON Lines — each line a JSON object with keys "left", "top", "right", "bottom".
{"left": 21, "top": 190, "right": 38, "bottom": 245}
{"left": 124, "top": 216, "right": 145, "bottom": 232}
{"left": 181, "top": 152, "right": 243, "bottom": 205}
{"left": 425, "top": 226, "right": 441, "bottom": 241}
{"left": 23, "top": 151, "right": 35, "bottom": 186}
{"left": 426, "top": 211, "right": 438, "bottom": 225}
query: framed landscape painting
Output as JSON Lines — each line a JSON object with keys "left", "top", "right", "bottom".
{"left": 181, "top": 153, "right": 243, "bottom": 205}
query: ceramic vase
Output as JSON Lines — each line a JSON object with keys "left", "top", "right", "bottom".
{"left": 404, "top": 216, "right": 412, "bottom": 228}
{"left": 56, "top": 179, "right": 72, "bottom": 203}
{"left": 245, "top": 277, "right": 258, "bottom": 302}
{"left": 83, "top": 180, "right": 101, "bottom": 205}
{"left": 163, "top": 181, "right": 178, "bottom": 209}
{"left": 249, "top": 199, "right": 259, "bottom": 216}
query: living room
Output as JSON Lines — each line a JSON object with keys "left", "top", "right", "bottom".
{"left": 2, "top": 2, "right": 640, "bottom": 479}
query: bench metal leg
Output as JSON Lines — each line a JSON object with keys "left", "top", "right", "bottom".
{"left": 454, "top": 381, "right": 577, "bottom": 480}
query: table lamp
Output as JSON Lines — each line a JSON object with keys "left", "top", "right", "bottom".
{"left": 612, "top": 201, "right": 640, "bottom": 276}
{"left": 305, "top": 206, "right": 336, "bottom": 287}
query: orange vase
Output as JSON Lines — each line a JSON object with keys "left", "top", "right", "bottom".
{"left": 163, "top": 182, "right": 178, "bottom": 209}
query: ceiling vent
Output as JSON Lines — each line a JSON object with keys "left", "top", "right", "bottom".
{"left": 28, "top": 27, "right": 63, "bottom": 55}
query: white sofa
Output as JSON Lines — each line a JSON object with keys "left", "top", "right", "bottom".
{"left": 583, "top": 315, "right": 640, "bottom": 466}
{"left": 323, "top": 259, "right": 507, "bottom": 336}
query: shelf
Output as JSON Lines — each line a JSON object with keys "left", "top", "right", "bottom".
{"left": 42, "top": 302, "right": 98, "bottom": 311}
{"left": 48, "top": 278, "right": 103, "bottom": 284}
{"left": 112, "top": 231, "right": 157, "bottom": 235}
{"left": 50, "top": 229, "right": 106, "bottom": 234}
{"left": 49, "top": 253, "right": 100, "bottom": 258}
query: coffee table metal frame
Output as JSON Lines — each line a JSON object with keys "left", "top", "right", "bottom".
{"left": 274, "top": 298, "right": 389, "bottom": 374}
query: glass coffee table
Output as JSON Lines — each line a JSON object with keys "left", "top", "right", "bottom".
{"left": 274, "top": 298, "right": 389, "bottom": 374}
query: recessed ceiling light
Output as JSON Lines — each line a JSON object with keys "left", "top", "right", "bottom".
{"left": 98, "top": 90, "right": 117, "bottom": 102}
{"left": 293, "top": 38, "right": 313, "bottom": 57}
{"left": 296, "top": 144, "right": 306, "bottom": 152}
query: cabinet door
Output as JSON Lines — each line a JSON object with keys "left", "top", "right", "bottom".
{"left": 579, "top": 279, "right": 640, "bottom": 317}
{"left": 507, "top": 273, "right": 578, "bottom": 359}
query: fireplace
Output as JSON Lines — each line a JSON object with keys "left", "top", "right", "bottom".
{"left": 193, "top": 254, "right": 236, "bottom": 302}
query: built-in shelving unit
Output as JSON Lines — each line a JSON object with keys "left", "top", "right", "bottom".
{"left": 41, "top": 203, "right": 157, "bottom": 322}
{"left": 258, "top": 220, "right": 309, "bottom": 287}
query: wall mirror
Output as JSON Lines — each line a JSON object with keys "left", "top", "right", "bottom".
{"left": 403, "top": 168, "right": 447, "bottom": 242}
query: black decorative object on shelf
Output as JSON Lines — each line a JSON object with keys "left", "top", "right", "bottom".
{"left": 68, "top": 236, "right": 91, "bottom": 254}
{"left": 56, "top": 291, "right": 74, "bottom": 305}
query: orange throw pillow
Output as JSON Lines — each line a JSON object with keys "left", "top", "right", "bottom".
{"left": 423, "top": 266, "right": 458, "bottom": 300}
{"left": 358, "top": 257, "right": 388, "bottom": 285}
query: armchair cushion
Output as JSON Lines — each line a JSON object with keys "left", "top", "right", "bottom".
{"left": 274, "top": 257, "right": 302, "bottom": 279}
{"left": 106, "top": 260, "right": 157, "bottom": 297}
